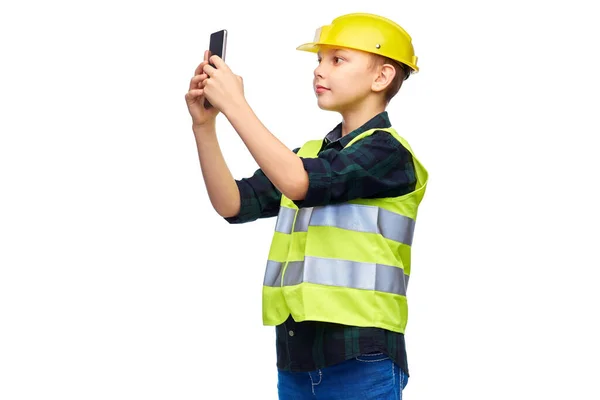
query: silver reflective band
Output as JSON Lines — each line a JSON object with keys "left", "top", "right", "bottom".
{"left": 274, "top": 204, "right": 415, "bottom": 245}
{"left": 263, "top": 261, "right": 283, "bottom": 286}
{"left": 293, "top": 207, "right": 313, "bottom": 233}
{"left": 309, "top": 204, "right": 415, "bottom": 245}
{"left": 275, "top": 207, "right": 296, "bottom": 233}
{"left": 264, "top": 257, "right": 409, "bottom": 296}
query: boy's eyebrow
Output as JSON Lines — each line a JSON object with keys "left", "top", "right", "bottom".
{"left": 317, "top": 48, "right": 349, "bottom": 58}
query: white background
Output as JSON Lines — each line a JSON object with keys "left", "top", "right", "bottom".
{"left": 1, "top": 0, "right": 599, "bottom": 399}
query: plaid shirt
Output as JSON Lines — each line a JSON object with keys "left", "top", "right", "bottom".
{"left": 225, "top": 111, "right": 416, "bottom": 376}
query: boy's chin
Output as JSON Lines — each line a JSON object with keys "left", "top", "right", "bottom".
{"left": 316, "top": 99, "right": 342, "bottom": 112}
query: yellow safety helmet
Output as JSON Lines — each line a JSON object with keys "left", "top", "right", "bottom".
{"left": 296, "top": 13, "right": 419, "bottom": 77}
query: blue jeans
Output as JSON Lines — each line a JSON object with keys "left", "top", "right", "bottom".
{"left": 277, "top": 353, "right": 408, "bottom": 399}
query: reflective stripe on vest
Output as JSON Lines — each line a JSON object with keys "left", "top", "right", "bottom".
{"left": 263, "top": 256, "right": 409, "bottom": 296}
{"left": 275, "top": 203, "right": 416, "bottom": 246}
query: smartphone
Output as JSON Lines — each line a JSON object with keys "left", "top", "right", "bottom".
{"left": 204, "top": 29, "right": 227, "bottom": 109}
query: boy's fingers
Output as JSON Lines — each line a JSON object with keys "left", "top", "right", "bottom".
{"left": 194, "top": 60, "right": 209, "bottom": 76}
{"left": 194, "top": 61, "right": 203, "bottom": 76}
{"left": 189, "top": 74, "right": 207, "bottom": 90}
{"left": 192, "top": 51, "right": 211, "bottom": 76}
{"left": 185, "top": 89, "right": 204, "bottom": 101}
{"left": 209, "top": 55, "right": 229, "bottom": 71}
{"left": 203, "top": 63, "right": 216, "bottom": 76}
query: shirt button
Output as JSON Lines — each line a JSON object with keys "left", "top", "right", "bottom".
{"left": 288, "top": 330, "right": 295, "bottom": 337}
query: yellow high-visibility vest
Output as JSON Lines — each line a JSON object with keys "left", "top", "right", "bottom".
{"left": 262, "top": 127, "right": 428, "bottom": 333}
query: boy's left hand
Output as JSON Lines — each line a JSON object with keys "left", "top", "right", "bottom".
{"left": 202, "top": 55, "right": 246, "bottom": 115}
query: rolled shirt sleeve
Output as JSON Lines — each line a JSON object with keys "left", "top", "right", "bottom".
{"left": 293, "top": 131, "right": 417, "bottom": 208}
{"left": 224, "top": 148, "right": 300, "bottom": 224}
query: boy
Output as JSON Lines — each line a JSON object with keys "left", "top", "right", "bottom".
{"left": 185, "top": 12, "right": 428, "bottom": 400}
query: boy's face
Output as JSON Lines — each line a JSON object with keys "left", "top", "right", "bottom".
{"left": 313, "top": 45, "right": 380, "bottom": 112}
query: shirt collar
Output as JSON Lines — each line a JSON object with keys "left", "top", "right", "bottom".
{"left": 324, "top": 111, "right": 392, "bottom": 147}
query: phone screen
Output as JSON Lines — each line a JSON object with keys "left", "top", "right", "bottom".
{"left": 208, "top": 29, "right": 227, "bottom": 66}
{"left": 204, "top": 29, "right": 227, "bottom": 108}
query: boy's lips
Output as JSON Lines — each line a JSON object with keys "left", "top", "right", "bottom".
{"left": 315, "top": 85, "right": 330, "bottom": 93}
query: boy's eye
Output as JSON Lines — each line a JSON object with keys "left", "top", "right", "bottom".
{"left": 317, "top": 56, "right": 343, "bottom": 64}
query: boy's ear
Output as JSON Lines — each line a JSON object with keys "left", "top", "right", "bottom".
{"left": 371, "top": 63, "right": 396, "bottom": 93}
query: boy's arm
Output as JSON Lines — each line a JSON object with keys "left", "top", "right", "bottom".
{"left": 201, "top": 57, "right": 309, "bottom": 201}
{"left": 193, "top": 123, "right": 241, "bottom": 218}
{"left": 293, "top": 131, "right": 417, "bottom": 208}
{"left": 187, "top": 52, "right": 248, "bottom": 219}
{"left": 194, "top": 118, "right": 297, "bottom": 222}
{"left": 224, "top": 100, "right": 414, "bottom": 208}
{"left": 225, "top": 102, "right": 309, "bottom": 202}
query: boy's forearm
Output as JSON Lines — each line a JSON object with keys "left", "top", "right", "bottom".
{"left": 193, "top": 124, "right": 241, "bottom": 218}
{"left": 224, "top": 102, "right": 309, "bottom": 201}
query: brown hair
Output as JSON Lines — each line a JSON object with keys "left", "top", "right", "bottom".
{"left": 369, "top": 55, "right": 411, "bottom": 104}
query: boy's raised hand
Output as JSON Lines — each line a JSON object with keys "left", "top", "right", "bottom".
{"left": 202, "top": 55, "right": 245, "bottom": 115}
{"left": 185, "top": 50, "right": 219, "bottom": 128}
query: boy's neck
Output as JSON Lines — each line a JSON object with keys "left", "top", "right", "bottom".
{"left": 340, "top": 104, "right": 387, "bottom": 137}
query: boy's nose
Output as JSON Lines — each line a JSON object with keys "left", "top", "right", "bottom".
{"left": 314, "top": 66, "right": 324, "bottom": 79}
